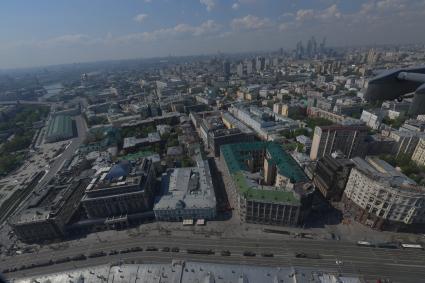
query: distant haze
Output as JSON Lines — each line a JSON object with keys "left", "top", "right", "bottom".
{"left": 1, "top": 0, "right": 424, "bottom": 69}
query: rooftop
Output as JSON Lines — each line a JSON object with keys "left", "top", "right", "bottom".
{"left": 154, "top": 159, "right": 216, "bottom": 211}
{"left": 14, "top": 261, "right": 363, "bottom": 283}
{"left": 46, "top": 115, "right": 73, "bottom": 138}
{"left": 221, "top": 142, "right": 308, "bottom": 204}
{"left": 351, "top": 156, "right": 424, "bottom": 190}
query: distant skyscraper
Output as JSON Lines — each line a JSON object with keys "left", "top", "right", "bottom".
{"left": 296, "top": 41, "right": 304, "bottom": 59}
{"left": 319, "top": 37, "right": 327, "bottom": 53}
{"left": 246, "top": 61, "right": 253, "bottom": 74}
{"left": 367, "top": 48, "right": 379, "bottom": 65}
{"left": 236, "top": 62, "right": 244, "bottom": 77}
{"left": 223, "top": 60, "right": 231, "bottom": 80}
{"left": 255, "top": 57, "right": 265, "bottom": 71}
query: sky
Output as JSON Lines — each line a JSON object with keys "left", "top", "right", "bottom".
{"left": 0, "top": 0, "right": 424, "bottom": 69}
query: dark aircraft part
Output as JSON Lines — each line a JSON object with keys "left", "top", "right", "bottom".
{"left": 365, "top": 66, "right": 425, "bottom": 116}
{"left": 409, "top": 83, "right": 425, "bottom": 115}
{"left": 365, "top": 66, "right": 425, "bottom": 102}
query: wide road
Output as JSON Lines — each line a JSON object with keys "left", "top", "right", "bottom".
{"left": 2, "top": 235, "right": 425, "bottom": 282}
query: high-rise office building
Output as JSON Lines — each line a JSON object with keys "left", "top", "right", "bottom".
{"left": 310, "top": 125, "right": 368, "bottom": 160}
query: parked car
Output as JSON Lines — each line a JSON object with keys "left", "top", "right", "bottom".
{"left": 130, "top": 246, "right": 143, "bottom": 252}
{"left": 71, "top": 254, "right": 87, "bottom": 261}
{"left": 243, "top": 251, "right": 256, "bottom": 257}
{"left": 221, "top": 250, "right": 231, "bottom": 256}
{"left": 295, "top": 252, "right": 321, "bottom": 259}
{"left": 88, "top": 251, "right": 106, "bottom": 258}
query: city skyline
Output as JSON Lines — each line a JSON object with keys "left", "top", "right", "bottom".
{"left": 1, "top": 0, "right": 425, "bottom": 69}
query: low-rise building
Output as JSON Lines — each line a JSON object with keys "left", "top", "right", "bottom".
{"left": 154, "top": 157, "right": 216, "bottom": 221}
{"left": 360, "top": 109, "right": 382, "bottom": 130}
{"left": 45, "top": 115, "right": 75, "bottom": 143}
{"left": 122, "top": 132, "right": 161, "bottom": 153}
{"left": 400, "top": 119, "right": 425, "bottom": 133}
{"left": 229, "top": 105, "right": 297, "bottom": 141}
{"left": 307, "top": 107, "right": 363, "bottom": 125}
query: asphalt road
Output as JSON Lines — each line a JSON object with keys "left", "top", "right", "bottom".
{"left": 2, "top": 235, "right": 425, "bottom": 282}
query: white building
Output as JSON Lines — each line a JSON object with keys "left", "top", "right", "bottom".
{"left": 389, "top": 130, "right": 422, "bottom": 158}
{"left": 412, "top": 138, "right": 425, "bottom": 167}
{"left": 360, "top": 110, "right": 382, "bottom": 130}
{"left": 344, "top": 157, "right": 425, "bottom": 231}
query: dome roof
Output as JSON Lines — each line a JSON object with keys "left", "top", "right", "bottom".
{"left": 175, "top": 200, "right": 186, "bottom": 209}
{"left": 106, "top": 161, "right": 131, "bottom": 181}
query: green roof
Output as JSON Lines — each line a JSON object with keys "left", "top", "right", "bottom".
{"left": 46, "top": 115, "right": 73, "bottom": 138}
{"left": 221, "top": 142, "right": 307, "bottom": 204}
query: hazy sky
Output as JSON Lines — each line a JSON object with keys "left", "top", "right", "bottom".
{"left": 1, "top": 0, "right": 424, "bottom": 69}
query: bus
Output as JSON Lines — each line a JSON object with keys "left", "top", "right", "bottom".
{"left": 401, "top": 243, "right": 423, "bottom": 250}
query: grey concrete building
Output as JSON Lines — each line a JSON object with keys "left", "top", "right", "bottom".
{"left": 81, "top": 159, "right": 156, "bottom": 227}
{"left": 154, "top": 157, "right": 216, "bottom": 221}
{"left": 313, "top": 155, "right": 354, "bottom": 201}
{"left": 10, "top": 175, "right": 89, "bottom": 243}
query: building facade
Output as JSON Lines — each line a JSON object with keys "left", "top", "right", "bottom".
{"left": 310, "top": 125, "right": 368, "bottom": 160}
{"left": 313, "top": 155, "right": 354, "bottom": 201}
{"left": 343, "top": 157, "right": 425, "bottom": 231}
{"left": 10, "top": 176, "right": 89, "bottom": 243}
{"left": 389, "top": 130, "right": 421, "bottom": 158}
{"left": 412, "top": 138, "right": 425, "bottom": 167}
{"left": 220, "top": 142, "right": 314, "bottom": 226}
{"left": 81, "top": 159, "right": 156, "bottom": 225}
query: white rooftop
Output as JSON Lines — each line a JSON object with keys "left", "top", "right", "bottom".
{"left": 14, "top": 261, "right": 363, "bottom": 283}
{"left": 154, "top": 159, "right": 216, "bottom": 211}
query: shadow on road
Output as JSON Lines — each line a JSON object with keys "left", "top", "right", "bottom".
{"left": 208, "top": 157, "right": 232, "bottom": 221}
{"left": 303, "top": 193, "right": 343, "bottom": 228}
